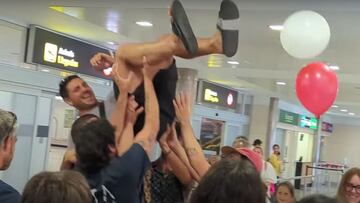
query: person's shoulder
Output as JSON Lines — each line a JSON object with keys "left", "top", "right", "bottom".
{"left": 108, "top": 144, "right": 150, "bottom": 169}
{"left": 0, "top": 180, "right": 21, "bottom": 203}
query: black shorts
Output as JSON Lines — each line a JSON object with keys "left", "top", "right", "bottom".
{"left": 113, "top": 61, "right": 178, "bottom": 139}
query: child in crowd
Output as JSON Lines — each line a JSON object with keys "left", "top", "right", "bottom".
{"left": 276, "top": 181, "right": 296, "bottom": 203}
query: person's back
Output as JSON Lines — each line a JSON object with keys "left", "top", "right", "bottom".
{"left": 0, "top": 180, "right": 21, "bottom": 203}
{"left": 72, "top": 117, "right": 150, "bottom": 203}
{"left": 0, "top": 109, "right": 21, "bottom": 203}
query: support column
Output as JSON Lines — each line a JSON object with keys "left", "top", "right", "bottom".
{"left": 312, "top": 117, "right": 322, "bottom": 163}
{"left": 176, "top": 68, "right": 198, "bottom": 111}
{"left": 265, "top": 97, "right": 279, "bottom": 158}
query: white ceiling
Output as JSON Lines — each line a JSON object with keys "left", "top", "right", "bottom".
{"left": 2, "top": 0, "right": 360, "bottom": 117}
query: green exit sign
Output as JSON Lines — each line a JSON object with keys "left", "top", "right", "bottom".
{"left": 300, "top": 116, "right": 318, "bottom": 130}
{"left": 279, "top": 110, "right": 299, "bottom": 126}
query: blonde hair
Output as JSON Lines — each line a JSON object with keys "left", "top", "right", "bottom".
{"left": 0, "top": 109, "right": 17, "bottom": 143}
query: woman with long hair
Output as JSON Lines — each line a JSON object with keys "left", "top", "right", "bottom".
{"left": 337, "top": 168, "right": 360, "bottom": 203}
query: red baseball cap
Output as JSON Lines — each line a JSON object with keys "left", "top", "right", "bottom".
{"left": 221, "top": 146, "right": 263, "bottom": 172}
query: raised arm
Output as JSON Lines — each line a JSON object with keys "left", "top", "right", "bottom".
{"left": 116, "top": 96, "right": 144, "bottom": 156}
{"left": 165, "top": 123, "right": 201, "bottom": 182}
{"left": 134, "top": 56, "right": 160, "bottom": 156}
{"left": 173, "top": 92, "right": 210, "bottom": 179}
{"left": 159, "top": 124, "right": 193, "bottom": 185}
{"left": 110, "top": 63, "right": 132, "bottom": 140}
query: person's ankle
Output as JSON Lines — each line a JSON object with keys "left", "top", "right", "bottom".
{"left": 211, "top": 32, "right": 223, "bottom": 54}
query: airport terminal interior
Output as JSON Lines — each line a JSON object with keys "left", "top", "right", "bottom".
{"left": 0, "top": 0, "right": 360, "bottom": 203}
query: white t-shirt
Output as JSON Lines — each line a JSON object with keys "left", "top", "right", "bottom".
{"left": 261, "top": 161, "right": 277, "bottom": 184}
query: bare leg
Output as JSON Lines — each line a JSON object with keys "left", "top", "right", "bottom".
{"left": 174, "top": 31, "right": 223, "bottom": 59}
{"left": 113, "top": 55, "right": 174, "bottom": 93}
{"left": 116, "top": 32, "right": 223, "bottom": 70}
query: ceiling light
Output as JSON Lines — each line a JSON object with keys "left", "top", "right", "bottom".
{"left": 136, "top": 21, "right": 153, "bottom": 27}
{"left": 329, "top": 65, "right": 340, "bottom": 71}
{"left": 227, "top": 61, "right": 239, "bottom": 65}
{"left": 340, "top": 109, "right": 348, "bottom": 112}
{"left": 107, "top": 41, "right": 115, "bottom": 45}
{"left": 269, "top": 25, "right": 284, "bottom": 31}
{"left": 349, "top": 112, "right": 355, "bottom": 116}
{"left": 331, "top": 105, "right": 338, "bottom": 108}
{"left": 41, "top": 69, "right": 50, "bottom": 72}
{"left": 276, "top": 81, "right": 286, "bottom": 86}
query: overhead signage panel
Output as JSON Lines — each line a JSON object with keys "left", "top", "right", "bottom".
{"left": 26, "top": 25, "right": 112, "bottom": 80}
{"left": 198, "top": 80, "right": 238, "bottom": 110}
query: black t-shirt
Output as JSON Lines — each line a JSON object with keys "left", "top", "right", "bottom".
{"left": 113, "top": 61, "right": 178, "bottom": 139}
{"left": 82, "top": 144, "right": 150, "bottom": 203}
{"left": 0, "top": 180, "right": 21, "bottom": 203}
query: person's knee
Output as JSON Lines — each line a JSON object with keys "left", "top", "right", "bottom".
{"left": 116, "top": 44, "right": 132, "bottom": 59}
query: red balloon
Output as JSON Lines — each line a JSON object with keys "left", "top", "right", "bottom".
{"left": 296, "top": 62, "right": 338, "bottom": 118}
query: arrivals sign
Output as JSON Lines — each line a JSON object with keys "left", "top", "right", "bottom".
{"left": 198, "top": 80, "right": 238, "bottom": 110}
{"left": 26, "top": 25, "right": 112, "bottom": 80}
{"left": 279, "top": 110, "right": 299, "bottom": 126}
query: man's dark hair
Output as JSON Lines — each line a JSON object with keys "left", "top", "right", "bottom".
{"left": 299, "top": 194, "right": 338, "bottom": 203}
{"left": 253, "top": 139, "right": 262, "bottom": 146}
{"left": 190, "top": 159, "right": 265, "bottom": 203}
{"left": 22, "top": 170, "right": 92, "bottom": 203}
{"left": 71, "top": 116, "right": 115, "bottom": 173}
{"left": 59, "top": 75, "right": 80, "bottom": 99}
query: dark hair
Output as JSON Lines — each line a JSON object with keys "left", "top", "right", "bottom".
{"left": 22, "top": 170, "right": 92, "bottom": 203}
{"left": 59, "top": 75, "right": 80, "bottom": 99}
{"left": 72, "top": 117, "right": 115, "bottom": 173}
{"left": 190, "top": 159, "right": 265, "bottom": 203}
{"left": 277, "top": 181, "right": 295, "bottom": 197}
{"left": 71, "top": 114, "right": 99, "bottom": 137}
{"left": 253, "top": 139, "right": 262, "bottom": 146}
{"left": 337, "top": 167, "right": 360, "bottom": 202}
{"left": 299, "top": 194, "right": 338, "bottom": 203}
{"left": 273, "top": 144, "right": 280, "bottom": 149}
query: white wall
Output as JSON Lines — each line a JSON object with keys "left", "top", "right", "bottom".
{"left": 322, "top": 124, "right": 360, "bottom": 167}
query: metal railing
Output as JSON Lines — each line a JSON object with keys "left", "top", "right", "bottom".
{"left": 278, "top": 164, "right": 344, "bottom": 199}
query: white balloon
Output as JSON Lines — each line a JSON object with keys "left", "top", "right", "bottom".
{"left": 280, "top": 10, "right": 331, "bottom": 59}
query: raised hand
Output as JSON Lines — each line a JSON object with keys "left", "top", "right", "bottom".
{"left": 159, "top": 125, "right": 172, "bottom": 155}
{"left": 126, "top": 95, "right": 144, "bottom": 125}
{"left": 112, "top": 63, "right": 133, "bottom": 92}
{"left": 90, "top": 53, "right": 115, "bottom": 71}
{"left": 167, "top": 122, "right": 182, "bottom": 148}
{"left": 173, "top": 92, "right": 191, "bottom": 124}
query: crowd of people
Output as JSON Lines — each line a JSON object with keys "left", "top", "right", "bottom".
{"left": 1, "top": 0, "right": 360, "bottom": 203}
